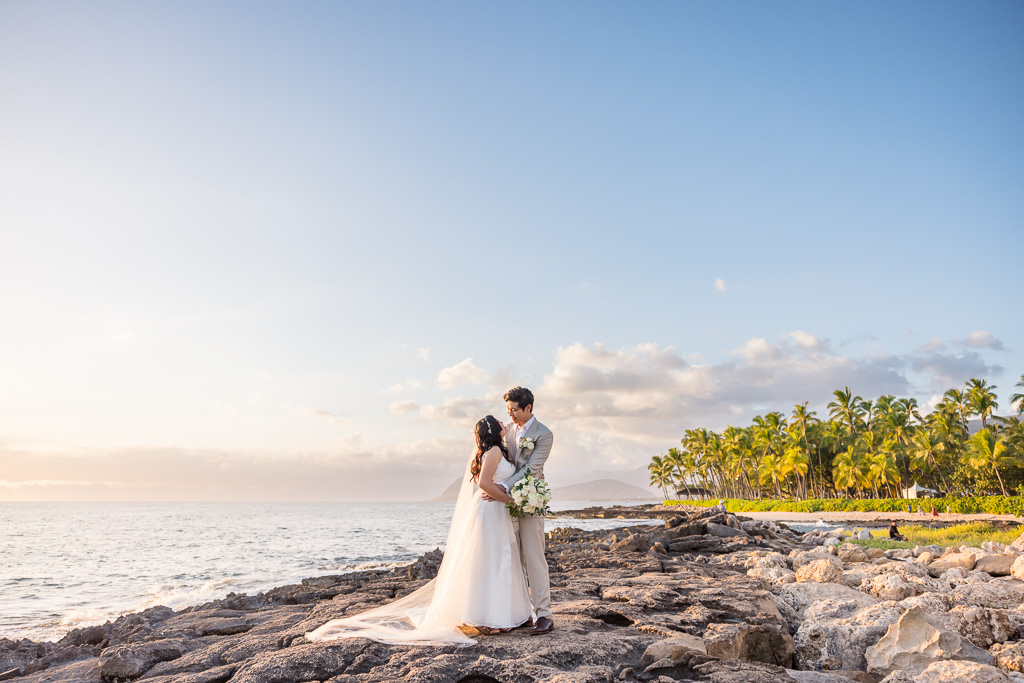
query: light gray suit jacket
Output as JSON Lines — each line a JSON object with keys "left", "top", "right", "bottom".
{"left": 503, "top": 418, "right": 553, "bottom": 490}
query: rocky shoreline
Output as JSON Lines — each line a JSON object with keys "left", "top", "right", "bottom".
{"left": 4, "top": 504, "right": 1024, "bottom": 682}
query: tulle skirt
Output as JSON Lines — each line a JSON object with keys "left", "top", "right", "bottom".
{"left": 306, "top": 467, "right": 531, "bottom": 646}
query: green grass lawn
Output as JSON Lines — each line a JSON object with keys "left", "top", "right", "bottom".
{"left": 848, "top": 522, "right": 1022, "bottom": 550}
{"left": 668, "top": 495, "right": 1024, "bottom": 516}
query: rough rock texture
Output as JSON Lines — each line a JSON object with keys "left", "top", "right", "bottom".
{"left": 976, "top": 554, "right": 1018, "bottom": 577}
{"left": 98, "top": 639, "right": 191, "bottom": 680}
{"left": 8, "top": 508, "right": 808, "bottom": 683}
{"left": 777, "top": 581, "right": 880, "bottom": 620}
{"left": 927, "top": 552, "right": 977, "bottom": 575}
{"left": 865, "top": 607, "right": 993, "bottom": 677}
{"left": 702, "top": 622, "right": 794, "bottom": 668}
{"left": 943, "top": 606, "right": 1015, "bottom": 648}
{"left": 991, "top": 641, "right": 1024, "bottom": 673}
{"left": 6, "top": 508, "right": 1024, "bottom": 683}
{"left": 952, "top": 578, "right": 1024, "bottom": 610}
{"left": 862, "top": 574, "right": 917, "bottom": 601}
{"left": 893, "top": 659, "right": 1016, "bottom": 682}
{"left": 1007, "top": 555, "right": 1024, "bottom": 581}
{"left": 797, "top": 559, "right": 846, "bottom": 584}
{"left": 747, "top": 566, "right": 796, "bottom": 591}
{"left": 794, "top": 600, "right": 902, "bottom": 671}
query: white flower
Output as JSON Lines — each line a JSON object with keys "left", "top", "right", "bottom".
{"left": 519, "top": 437, "right": 535, "bottom": 451}
{"left": 505, "top": 471, "right": 552, "bottom": 518}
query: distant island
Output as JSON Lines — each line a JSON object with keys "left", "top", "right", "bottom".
{"left": 431, "top": 477, "right": 659, "bottom": 502}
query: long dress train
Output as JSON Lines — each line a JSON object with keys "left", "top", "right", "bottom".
{"left": 305, "top": 456, "right": 531, "bottom": 646}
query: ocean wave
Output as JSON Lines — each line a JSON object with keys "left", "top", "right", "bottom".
{"left": 138, "top": 577, "right": 241, "bottom": 610}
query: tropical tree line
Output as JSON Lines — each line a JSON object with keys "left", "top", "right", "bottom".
{"left": 649, "top": 374, "right": 1024, "bottom": 501}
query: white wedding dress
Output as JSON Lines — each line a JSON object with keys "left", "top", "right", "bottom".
{"left": 306, "top": 454, "right": 532, "bottom": 646}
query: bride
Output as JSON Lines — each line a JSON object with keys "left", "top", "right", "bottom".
{"left": 305, "top": 415, "right": 533, "bottom": 645}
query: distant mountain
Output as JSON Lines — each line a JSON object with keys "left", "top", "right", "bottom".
{"left": 968, "top": 415, "right": 1017, "bottom": 435}
{"left": 552, "top": 479, "right": 660, "bottom": 502}
{"left": 430, "top": 476, "right": 661, "bottom": 503}
{"left": 431, "top": 477, "right": 464, "bottom": 502}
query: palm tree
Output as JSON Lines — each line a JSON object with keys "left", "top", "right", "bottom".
{"left": 966, "top": 428, "right": 1013, "bottom": 496}
{"left": 1010, "top": 373, "right": 1024, "bottom": 415}
{"left": 898, "top": 397, "right": 923, "bottom": 426}
{"left": 722, "top": 425, "right": 757, "bottom": 499}
{"left": 648, "top": 455, "right": 673, "bottom": 501}
{"left": 759, "top": 449, "right": 786, "bottom": 500}
{"left": 828, "top": 387, "right": 864, "bottom": 440}
{"left": 878, "top": 396, "right": 915, "bottom": 488}
{"left": 832, "top": 447, "right": 862, "bottom": 498}
{"left": 944, "top": 388, "right": 971, "bottom": 434}
{"left": 999, "top": 417, "right": 1024, "bottom": 463}
{"left": 966, "top": 378, "right": 999, "bottom": 431}
{"left": 665, "top": 447, "right": 691, "bottom": 496}
{"left": 861, "top": 397, "right": 877, "bottom": 428}
{"left": 783, "top": 430, "right": 810, "bottom": 499}
{"left": 871, "top": 395, "right": 896, "bottom": 429}
{"left": 856, "top": 430, "right": 891, "bottom": 498}
{"left": 683, "top": 428, "right": 725, "bottom": 497}
{"left": 753, "top": 412, "right": 787, "bottom": 498}
{"left": 790, "top": 402, "right": 819, "bottom": 496}
{"left": 908, "top": 429, "right": 951, "bottom": 493}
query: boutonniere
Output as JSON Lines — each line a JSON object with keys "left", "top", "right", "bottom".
{"left": 519, "top": 437, "right": 535, "bottom": 451}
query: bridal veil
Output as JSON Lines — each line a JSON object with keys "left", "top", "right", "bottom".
{"left": 305, "top": 457, "right": 531, "bottom": 646}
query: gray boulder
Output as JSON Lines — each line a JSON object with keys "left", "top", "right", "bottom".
{"left": 99, "top": 640, "right": 190, "bottom": 681}
{"left": 794, "top": 600, "right": 902, "bottom": 671}
{"left": 864, "top": 607, "right": 994, "bottom": 677}
{"left": 975, "top": 554, "right": 1018, "bottom": 577}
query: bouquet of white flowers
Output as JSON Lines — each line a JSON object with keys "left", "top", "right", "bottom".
{"left": 506, "top": 472, "right": 552, "bottom": 518}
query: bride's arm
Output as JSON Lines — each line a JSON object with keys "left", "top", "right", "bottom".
{"left": 477, "top": 447, "right": 512, "bottom": 504}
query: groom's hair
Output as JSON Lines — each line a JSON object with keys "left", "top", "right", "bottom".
{"left": 503, "top": 386, "right": 534, "bottom": 411}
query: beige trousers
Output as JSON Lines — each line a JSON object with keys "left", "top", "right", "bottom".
{"left": 512, "top": 514, "right": 551, "bottom": 619}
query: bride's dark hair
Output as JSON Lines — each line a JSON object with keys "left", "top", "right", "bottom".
{"left": 470, "top": 415, "right": 509, "bottom": 481}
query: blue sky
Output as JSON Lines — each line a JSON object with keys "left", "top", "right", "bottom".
{"left": 1, "top": 1, "right": 1021, "bottom": 500}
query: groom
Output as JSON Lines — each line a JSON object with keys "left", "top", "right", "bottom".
{"left": 500, "top": 386, "right": 554, "bottom": 635}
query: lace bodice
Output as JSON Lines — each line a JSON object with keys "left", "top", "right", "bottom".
{"left": 492, "top": 456, "right": 515, "bottom": 483}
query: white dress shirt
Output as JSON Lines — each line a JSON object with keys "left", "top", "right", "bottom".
{"left": 500, "top": 416, "right": 536, "bottom": 493}
{"left": 513, "top": 416, "right": 536, "bottom": 450}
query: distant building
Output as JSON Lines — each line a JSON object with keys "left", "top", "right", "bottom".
{"left": 675, "top": 485, "right": 713, "bottom": 500}
{"left": 902, "top": 482, "right": 940, "bottom": 499}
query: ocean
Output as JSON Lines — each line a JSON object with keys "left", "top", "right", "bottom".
{"left": 0, "top": 501, "right": 659, "bottom": 642}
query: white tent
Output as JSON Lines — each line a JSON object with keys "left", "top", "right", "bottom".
{"left": 902, "top": 482, "right": 939, "bottom": 499}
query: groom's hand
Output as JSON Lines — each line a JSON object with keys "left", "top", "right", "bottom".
{"left": 481, "top": 481, "right": 510, "bottom": 502}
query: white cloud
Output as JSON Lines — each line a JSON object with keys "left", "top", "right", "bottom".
{"left": 540, "top": 336, "right": 910, "bottom": 428}
{"left": 419, "top": 397, "right": 490, "bottom": 421}
{"left": 383, "top": 379, "right": 423, "bottom": 395}
{"left": 389, "top": 400, "right": 419, "bottom": 415}
{"left": 437, "top": 358, "right": 488, "bottom": 388}
{"left": 734, "top": 337, "right": 783, "bottom": 364}
{"left": 714, "top": 278, "right": 727, "bottom": 293}
{"left": 922, "top": 337, "right": 946, "bottom": 352}
{"left": 960, "top": 330, "right": 1006, "bottom": 351}
{"left": 416, "top": 348, "right": 431, "bottom": 361}
{"left": 290, "top": 406, "right": 349, "bottom": 424}
{"left": 0, "top": 479, "right": 135, "bottom": 489}
{"left": 909, "top": 350, "right": 1002, "bottom": 392}
{"left": 789, "top": 330, "right": 825, "bottom": 351}
{"left": 0, "top": 439, "right": 472, "bottom": 502}
{"left": 8, "top": 331, "right": 1007, "bottom": 502}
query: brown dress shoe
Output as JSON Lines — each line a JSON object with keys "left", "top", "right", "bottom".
{"left": 530, "top": 616, "right": 554, "bottom": 635}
